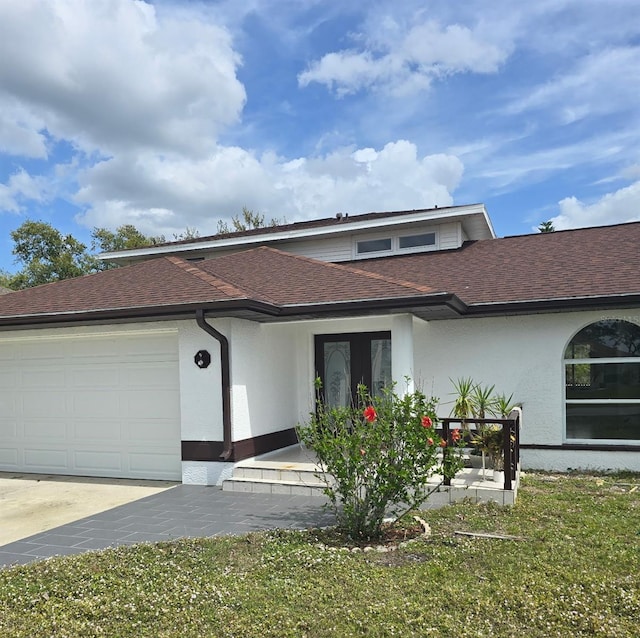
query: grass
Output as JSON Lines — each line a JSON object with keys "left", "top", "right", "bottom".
{"left": 1, "top": 472, "right": 638, "bottom": 637}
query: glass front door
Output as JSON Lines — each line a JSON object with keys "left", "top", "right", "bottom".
{"left": 315, "top": 332, "right": 392, "bottom": 407}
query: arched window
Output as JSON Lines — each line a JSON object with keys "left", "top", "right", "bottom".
{"left": 564, "top": 319, "right": 640, "bottom": 441}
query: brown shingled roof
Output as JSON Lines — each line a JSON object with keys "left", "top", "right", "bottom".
{"left": 0, "top": 257, "right": 243, "bottom": 318}
{"left": 353, "top": 221, "right": 640, "bottom": 306}
{"left": 0, "top": 247, "right": 439, "bottom": 324}
{"left": 0, "top": 221, "right": 638, "bottom": 327}
{"left": 193, "top": 247, "right": 436, "bottom": 305}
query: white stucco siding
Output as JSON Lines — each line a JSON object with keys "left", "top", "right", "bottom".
{"left": 413, "top": 309, "right": 640, "bottom": 472}
{"left": 414, "top": 314, "right": 562, "bottom": 443}
{"left": 177, "top": 319, "right": 224, "bottom": 442}
{"left": 228, "top": 320, "right": 300, "bottom": 442}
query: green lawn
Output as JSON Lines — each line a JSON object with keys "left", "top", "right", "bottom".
{"left": 1, "top": 473, "right": 638, "bottom": 637}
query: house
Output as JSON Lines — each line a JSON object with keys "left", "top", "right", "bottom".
{"left": 0, "top": 203, "right": 638, "bottom": 484}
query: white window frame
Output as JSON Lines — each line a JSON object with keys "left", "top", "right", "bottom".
{"left": 564, "top": 337, "right": 640, "bottom": 445}
{"left": 353, "top": 229, "right": 439, "bottom": 259}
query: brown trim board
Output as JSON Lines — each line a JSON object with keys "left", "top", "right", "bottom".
{"left": 182, "top": 428, "right": 299, "bottom": 463}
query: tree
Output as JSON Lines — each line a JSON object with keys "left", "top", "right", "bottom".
{"left": 3, "top": 221, "right": 95, "bottom": 290}
{"left": 91, "top": 224, "right": 165, "bottom": 253}
{"left": 216, "top": 207, "right": 285, "bottom": 234}
{"left": 538, "top": 221, "right": 556, "bottom": 233}
{"left": 1, "top": 220, "right": 172, "bottom": 288}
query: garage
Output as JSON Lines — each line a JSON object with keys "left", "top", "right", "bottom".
{"left": 0, "top": 329, "right": 181, "bottom": 480}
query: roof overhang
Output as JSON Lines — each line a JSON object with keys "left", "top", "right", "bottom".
{"left": 0, "top": 293, "right": 467, "bottom": 330}
{"left": 100, "top": 204, "right": 495, "bottom": 266}
{"left": 2, "top": 292, "right": 638, "bottom": 332}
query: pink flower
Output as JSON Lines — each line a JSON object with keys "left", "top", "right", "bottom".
{"left": 451, "top": 428, "right": 461, "bottom": 443}
{"left": 363, "top": 406, "right": 377, "bottom": 422}
{"left": 421, "top": 416, "right": 433, "bottom": 428}
{"left": 427, "top": 437, "right": 434, "bottom": 446}
{"left": 439, "top": 438, "right": 447, "bottom": 448}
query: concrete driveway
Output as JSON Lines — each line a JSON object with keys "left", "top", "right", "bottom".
{"left": 0, "top": 472, "right": 177, "bottom": 546}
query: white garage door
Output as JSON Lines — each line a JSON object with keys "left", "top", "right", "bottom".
{"left": 0, "top": 330, "right": 181, "bottom": 480}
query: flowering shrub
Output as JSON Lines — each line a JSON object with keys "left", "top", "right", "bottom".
{"left": 297, "top": 381, "right": 465, "bottom": 540}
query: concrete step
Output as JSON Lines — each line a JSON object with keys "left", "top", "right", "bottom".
{"left": 232, "top": 465, "right": 324, "bottom": 483}
{"left": 222, "top": 476, "right": 327, "bottom": 496}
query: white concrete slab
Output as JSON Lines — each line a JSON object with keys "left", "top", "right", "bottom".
{"left": 0, "top": 472, "right": 176, "bottom": 546}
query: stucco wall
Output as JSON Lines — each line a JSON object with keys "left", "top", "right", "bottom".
{"left": 177, "top": 319, "right": 224, "bottom": 442}
{"left": 227, "top": 320, "right": 300, "bottom": 441}
{"left": 413, "top": 309, "right": 640, "bottom": 472}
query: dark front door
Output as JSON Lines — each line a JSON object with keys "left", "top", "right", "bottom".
{"left": 314, "top": 332, "right": 392, "bottom": 407}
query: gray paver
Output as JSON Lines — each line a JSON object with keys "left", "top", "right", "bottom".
{"left": 0, "top": 485, "right": 332, "bottom": 569}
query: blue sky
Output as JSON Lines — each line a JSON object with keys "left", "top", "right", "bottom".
{"left": 1, "top": 0, "right": 639, "bottom": 272}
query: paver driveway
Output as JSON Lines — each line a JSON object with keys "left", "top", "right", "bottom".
{"left": 0, "top": 485, "right": 333, "bottom": 568}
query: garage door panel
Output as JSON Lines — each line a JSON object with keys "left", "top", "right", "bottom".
{"left": 24, "top": 448, "right": 68, "bottom": 470}
{"left": 23, "top": 418, "right": 67, "bottom": 440}
{"left": 74, "top": 450, "right": 123, "bottom": 473}
{"left": 72, "top": 393, "right": 122, "bottom": 418}
{"left": 123, "top": 391, "right": 179, "bottom": 419}
{"left": 124, "top": 419, "right": 176, "bottom": 443}
{"left": 70, "top": 368, "right": 120, "bottom": 387}
{"left": 22, "top": 392, "right": 67, "bottom": 417}
{"left": 19, "top": 341, "right": 66, "bottom": 360}
{"left": 0, "top": 418, "right": 17, "bottom": 436}
{"left": 120, "top": 365, "right": 177, "bottom": 388}
{"left": 0, "top": 447, "right": 18, "bottom": 464}
{"left": 0, "top": 331, "right": 181, "bottom": 480}
{"left": 128, "top": 451, "right": 180, "bottom": 478}
{"left": 73, "top": 419, "right": 122, "bottom": 442}
{"left": 0, "top": 393, "right": 16, "bottom": 416}
{"left": 19, "top": 369, "right": 67, "bottom": 388}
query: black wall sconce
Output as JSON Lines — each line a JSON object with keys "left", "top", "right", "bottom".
{"left": 194, "top": 350, "right": 211, "bottom": 369}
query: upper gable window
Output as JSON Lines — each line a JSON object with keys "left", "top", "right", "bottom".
{"left": 356, "top": 238, "right": 392, "bottom": 254}
{"left": 564, "top": 319, "right": 640, "bottom": 442}
{"left": 354, "top": 230, "right": 438, "bottom": 258}
{"left": 398, "top": 232, "right": 436, "bottom": 250}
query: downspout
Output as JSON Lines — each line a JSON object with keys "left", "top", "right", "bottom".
{"left": 195, "top": 309, "right": 233, "bottom": 461}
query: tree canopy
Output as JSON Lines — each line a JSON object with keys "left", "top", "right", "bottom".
{"left": 1, "top": 209, "right": 281, "bottom": 290}
{"left": 216, "top": 207, "right": 285, "bottom": 234}
{"left": 0, "top": 221, "right": 165, "bottom": 290}
{"left": 538, "top": 221, "right": 556, "bottom": 233}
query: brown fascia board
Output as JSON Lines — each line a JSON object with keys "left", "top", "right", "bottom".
{"left": 465, "top": 293, "right": 640, "bottom": 317}
{"left": 0, "top": 293, "right": 466, "bottom": 330}
{"left": 1, "top": 291, "right": 638, "bottom": 331}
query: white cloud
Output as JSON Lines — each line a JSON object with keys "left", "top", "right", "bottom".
{"left": 0, "top": 0, "right": 245, "bottom": 158}
{"left": 0, "top": 170, "right": 50, "bottom": 214}
{"left": 298, "top": 18, "right": 507, "bottom": 95}
{"left": 550, "top": 182, "right": 640, "bottom": 229}
{"left": 504, "top": 46, "right": 640, "bottom": 122}
{"left": 0, "top": 100, "right": 48, "bottom": 158}
{"left": 75, "top": 141, "right": 463, "bottom": 236}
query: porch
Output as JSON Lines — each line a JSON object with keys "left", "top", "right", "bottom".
{"left": 222, "top": 442, "right": 520, "bottom": 506}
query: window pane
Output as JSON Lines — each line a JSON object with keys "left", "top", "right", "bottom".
{"left": 370, "top": 339, "right": 392, "bottom": 396}
{"left": 324, "top": 342, "right": 351, "bottom": 408}
{"left": 566, "top": 362, "right": 640, "bottom": 399}
{"left": 357, "top": 238, "right": 391, "bottom": 254}
{"left": 399, "top": 233, "right": 436, "bottom": 249}
{"left": 566, "top": 403, "right": 640, "bottom": 440}
{"left": 565, "top": 320, "right": 640, "bottom": 359}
